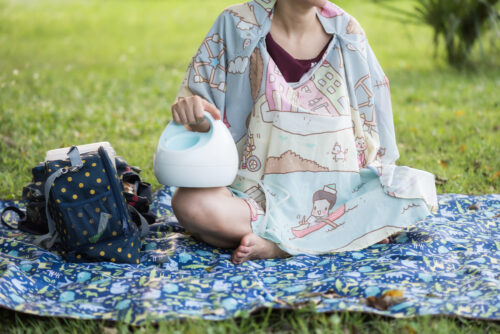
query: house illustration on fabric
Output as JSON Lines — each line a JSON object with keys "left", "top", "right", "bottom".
{"left": 265, "top": 60, "right": 348, "bottom": 117}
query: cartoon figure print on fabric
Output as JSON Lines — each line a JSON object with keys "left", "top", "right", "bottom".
{"left": 331, "top": 142, "right": 348, "bottom": 162}
{"left": 291, "top": 184, "right": 357, "bottom": 239}
{"left": 241, "top": 133, "right": 262, "bottom": 172}
{"left": 355, "top": 136, "right": 367, "bottom": 167}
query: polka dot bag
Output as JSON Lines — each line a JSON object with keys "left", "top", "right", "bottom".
{"left": 34, "top": 146, "right": 148, "bottom": 264}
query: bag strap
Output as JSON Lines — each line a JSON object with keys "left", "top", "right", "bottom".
{"left": 1, "top": 206, "right": 26, "bottom": 230}
{"left": 128, "top": 205, "right": 149, "bottom": 237}
{"left": 67, "top": 145, "right": 83, "bottom": 168}
{"left": 35, "top": 146, "right": 82, "bottom": 249}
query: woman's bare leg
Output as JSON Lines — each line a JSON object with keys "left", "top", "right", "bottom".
{"left": 171, "top": 187, "right": 288, "bottom": 263}
{"left": 172, "top": 187, "right": 250, "bottom": 248}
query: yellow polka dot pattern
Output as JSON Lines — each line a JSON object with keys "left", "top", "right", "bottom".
{"left": 45, "top": 153, "right": 143, "bottom": 264}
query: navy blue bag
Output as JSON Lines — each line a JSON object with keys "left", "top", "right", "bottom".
{"left": 35, "top": 146, "right": 148, "bottom": 264}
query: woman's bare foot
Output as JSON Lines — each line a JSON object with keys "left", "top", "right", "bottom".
{"left": 231, "top": 233, "right": 289, "bottom": 264}
{"left": 378, "top": 238, "right": 390, "bottom": 244}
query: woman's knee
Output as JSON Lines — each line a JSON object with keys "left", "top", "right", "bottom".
{"left": 172, "top": 188, "right": 203, "bottom": 227}
{"left": 171, "top": 187, "right": 226, "bottom": 231}
{"left": 171, "top": 187, "right": 253, "bottom": 247}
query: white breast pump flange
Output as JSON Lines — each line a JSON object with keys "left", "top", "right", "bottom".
{"left": 153, "top": 111, "right": 239, "bottom": 188}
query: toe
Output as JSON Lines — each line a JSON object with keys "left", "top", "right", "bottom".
{"left": 231, "top": 249, "right": 246, "bottom": 264}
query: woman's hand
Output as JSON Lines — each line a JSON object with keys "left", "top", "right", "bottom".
{"left": 171, "top": 96, "right": 221, "bottom": 132}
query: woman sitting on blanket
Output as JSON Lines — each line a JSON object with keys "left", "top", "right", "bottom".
{"left": 171, "top": 0, "right": 438, "bottom": 264}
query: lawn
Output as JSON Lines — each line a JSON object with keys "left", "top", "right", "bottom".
{"left": 0, "top": 0, "right": 499, "bottom": 332}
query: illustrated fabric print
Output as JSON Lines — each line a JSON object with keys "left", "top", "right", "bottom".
{"left": 176, "top": 0, "right": 438, "bottom": 254}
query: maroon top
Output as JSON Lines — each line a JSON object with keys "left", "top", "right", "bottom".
{"left": 265, "top": 33, "right": 330, "bottom": 83}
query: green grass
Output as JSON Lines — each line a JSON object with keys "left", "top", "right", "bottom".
{"left": 0, "top": 0, "right": 499, "bottom": 332}
{"left": 1, "top": 307, "right": 499, "bottom": 334}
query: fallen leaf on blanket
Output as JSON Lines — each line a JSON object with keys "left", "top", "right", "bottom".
{"left": 438, "top": 160, "right": 448, "bottom": 169}
{"left": 275, "top": 290, "right": 341, "bottom": 309}
{"left": 468, "top": 203, "right": 479, "bottom": 210}
{"left": 435, "top": 175, "right": 448, "bottom": 185}
{"left": 383, "top": 289, "right": 404, "bottom": 298}
{"left": 457, "top": 144, "right": 466, "bottom": 153}
{"left": 493, "top": 213, "right": 500, "bottom": 219}
{"left": 274, "top": 297, "right": 321, "bottom": 309}
{"left": 321, "top": 290, "right": 342, "bottom": 299}
{"left": 274, "top": 299, "right": 291, "bottom": 307}
{"left": 294, "top": 299, "right": 321, "bottom": 308}
{"left": 304, "top": 289, "right": 342, "bottom": 299}
{"left": 202, "top": 308, "right": 226, "bottom": 316}
{"left": 365, "top": 290, "right": 406, "bottom": 311}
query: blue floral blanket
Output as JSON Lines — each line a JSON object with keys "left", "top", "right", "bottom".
{"left": 0, "top": 190, "right": 498, "bottom": 324}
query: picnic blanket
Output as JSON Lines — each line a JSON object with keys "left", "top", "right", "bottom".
{"left": 0, "top": 189, "right": 498, "bottom": 324}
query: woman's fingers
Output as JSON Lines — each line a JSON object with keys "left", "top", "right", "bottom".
{"left": 171, "top": 96, "right": 221, "bottom": 129}
{"left": 193, "top": 96, "right": 205, "bottom": 123}
{"left": 177, "top": 100, "right": 188, "bottom": 124}
{"left": 201, "top": 99, "right": 221, "bottom": 120}
{"left": 172, "top": 105, "right": 181, "bottom": 124}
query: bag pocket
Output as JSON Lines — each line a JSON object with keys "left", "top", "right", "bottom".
{"left": 58, "top": 190, "right": 124, "bottom": 248}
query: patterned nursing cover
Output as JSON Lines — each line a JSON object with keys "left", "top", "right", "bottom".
{"left": 177, "top": 0, "right": 438, "bottom": 254}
